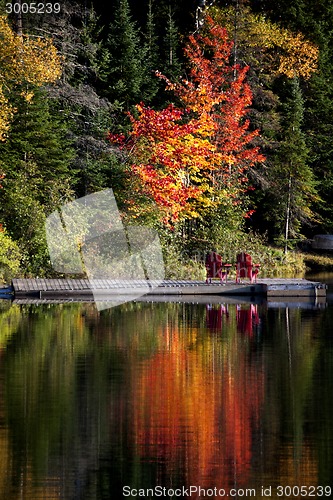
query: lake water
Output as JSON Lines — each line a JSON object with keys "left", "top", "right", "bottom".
{"left": 0, "top": 292, "right": 332, "bottom": 499}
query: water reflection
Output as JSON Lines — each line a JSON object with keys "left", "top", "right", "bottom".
{"left": 205, "top": 303, "right": 261, "bottom": 336}
{"left": 0, "top": 299, "right": 332, "bottom": 499}
{"left": 132, "top": 302, "right": 264, "bottom": 494}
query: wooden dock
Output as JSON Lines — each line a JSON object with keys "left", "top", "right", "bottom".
{"left": 10, "top": 277, "right": 327, "bottom": 299}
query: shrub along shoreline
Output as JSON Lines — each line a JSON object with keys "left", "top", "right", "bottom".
{"left": 163, "top": 246, "right": 333, "bottom": 280}
{"left": 1, "top": 227, "right": 333, "bottom": 284}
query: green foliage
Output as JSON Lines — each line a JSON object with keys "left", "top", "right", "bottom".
{"left": 1, "top": 0, "right": 333, "bottom": 276}
{"left": 256, "top": 78, "right": 318, "bottom": 247}
{"left": 0, "top": 229, "right": 21, "bottom": 282}
{"left": 74, "top": 6, "right": 105, "bottom": 85}
{"left": 101, "top": 0, "right": 147, "bottom": 108}
{"left": 305, "top": 44, "right": 333, "bottom": 231}
{"left": 161, "top": 6, "right": 183, "bottom": 83}
{"left": 0, "top": 87, "right": 74, "bottom": 192}
{"left": 278, "top": 79, "right": 318, "bottom": 241}
{"left": 0, "top": 164, "right": 53, "bottom": 275}
{"left": 141, "top": 0, "right": 161, "bottom": 102}
{"left": 0, "top": 87, "right": 74, "bottom": 275}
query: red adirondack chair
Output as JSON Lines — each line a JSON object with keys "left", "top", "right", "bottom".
{"left": 235, "top": 252, "right": 260, "bottom": 283}
{"left": 205, "top": 252, "right": 231, "bottom": 283}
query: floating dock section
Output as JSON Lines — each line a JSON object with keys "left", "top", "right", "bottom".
{"left": 10, "top": 278, "right": 327, "bottom": 300}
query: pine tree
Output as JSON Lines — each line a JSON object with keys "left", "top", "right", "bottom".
{"left": 141, "top": 0, "right": 160, "bottom": 103}
{"left": 306, "top": 47, "right": 333, "bottom": 231}
{"left": 0, "top": 87, "right": 73, "bottom": 191}
{"left": 251, "top": 0, "right": 333, "bottom": 233}
{"left": 74, "top": 5, "right": 105, "bottom": 85}
{"left": 300, "top": 3, "right": 333, "bottom": 232}
{"left": 0, "top": 87, "right": 75, "bottom": 272}
{"left": 267, "top": 78, "right": 318, "bottom": 249}
{"left": 161, "top": 6, "right": 182, "bottom": 82}
{"left": 101, "top": 0, "right": 146, "bottom": 109}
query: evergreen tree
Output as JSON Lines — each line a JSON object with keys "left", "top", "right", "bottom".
{"left": 101, "top": 0, "right": 146, "bottom": 109}
{"left": 141, "top": 0, "right": 161, "bottom": 103}
{"left": 299, "top": 3, "right": 333, "bottom": 232}
{"left": 0, "top": 87, "right": 73, "bottom": 193}
{"left": 306, "top": 46, "right": 333, "bottom": 231}
{"left": 251, "top": 0, "right": 333, "bottom": 233}
{"left": 74, "top": 5, "right": 105, "bottom": 86}
{"left": 0, "top": 87, "right": 74, "bottom": 272}
{"left": 161, "top": 6, "right": 182, "bottom": 82}
{"left": 265, "top": 78, "right": 318, "bottom": 249}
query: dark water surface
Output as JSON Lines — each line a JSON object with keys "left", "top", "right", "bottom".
{"left": 0, "top": 295, "right": 332, "bottom": 499}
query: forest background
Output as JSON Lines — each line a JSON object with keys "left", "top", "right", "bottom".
{"left": 1, "top": 0, "right": 333, "bottom": 281}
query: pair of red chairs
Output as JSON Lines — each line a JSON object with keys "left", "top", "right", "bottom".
{"left": 205, "top": 251, "right": 260, "bottom": 284}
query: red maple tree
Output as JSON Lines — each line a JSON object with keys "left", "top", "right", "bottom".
{"left": 158, "top": 17, "right": 265, "bottom": 203}
{"left": 108, "top": 102, "right": 217, "bottom": 225}
{"left": 108, "top": 16, "right": 264, "bottom": 226}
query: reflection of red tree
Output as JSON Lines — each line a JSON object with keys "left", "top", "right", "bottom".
{"left": 222, "top": 358, "right": 263, "bottom": 477}
{"left": 132, "top": 324, "right": 264, "bottom": 494}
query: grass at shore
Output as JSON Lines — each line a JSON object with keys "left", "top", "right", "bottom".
{"left": 302, "top": 252, "right": 333, "bottom": 272}
{"left": 3, "top": 241, "right": 333, "bottom": 284}
{"left": 164, "top": 247, "right": 333, "bottom": 280}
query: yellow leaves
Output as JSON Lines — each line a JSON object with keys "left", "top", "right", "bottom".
{"left": 211, "top": 6, "right": 318, "bottom": 79}
{"left": 277, "top": 32, "right": 319, "bottom": 79}
{"left": 18, "top": 38, "right": 62, "bottom": 83}
{"left": 20, "top": 90, "right": 34, "bottom": 102}
{"left": 249, "top": 13, "right": 318, "bottom": 78}
{"left": 0, "top": 16, "right": 62, "bottom": 85}
{"left": 0, "top": 15, "right": 62, "bottom": 141}
{"left": 0, "top": 88, "right": 14, "bottom": 141}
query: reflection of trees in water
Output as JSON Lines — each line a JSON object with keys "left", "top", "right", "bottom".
{"left": 132, "top": 309, "right": 264, "bottom": 492}
{"left": 0, "top": 301, "right": 331, "bottom": 498}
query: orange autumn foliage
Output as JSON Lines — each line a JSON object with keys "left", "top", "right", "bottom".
{"left": 132, "top": 321, "right": 264, "bottom": 493}
{"left": 159, "top": 17, "right": 265, "bottom": 193}
{"left": 108, "top": 17, "right": 264, "bottom": 226}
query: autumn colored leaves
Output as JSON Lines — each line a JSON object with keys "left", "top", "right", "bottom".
{"left": 108, "top": 18, "right": 265, "bottom": 226}
{"left": 0, "top": 16, "right": 62, "bottom": 141}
